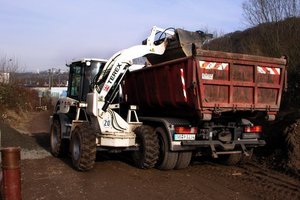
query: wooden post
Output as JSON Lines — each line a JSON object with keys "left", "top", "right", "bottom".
{"left": 1, "top": 147, "right": 21, "bottom": 200}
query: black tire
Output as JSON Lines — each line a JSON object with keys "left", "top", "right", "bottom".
{"left": 175, "top": 152, "right": 192, "bottom": 169}
{"left": 132, "top": 125, "right": 159, "bottom": 169}
{"left": 50, "top": 119, "right": 68, "bottom": 157}
{"left": 219, "top": 153, "right": 242, "bottom": 165}
{"left": 156, "top": 127, "right": 178, "bottom": 170}
{"left": 70, "top": 124, "right": 96, "bottom": 171}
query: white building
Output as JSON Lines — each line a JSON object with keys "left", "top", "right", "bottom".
{"left": 0, "top": 72, "right": 9, "bottom": 84}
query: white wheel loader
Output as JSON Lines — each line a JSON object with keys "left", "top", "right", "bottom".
{"left": 50, "top": 27, "right": 174, "bottom": 171}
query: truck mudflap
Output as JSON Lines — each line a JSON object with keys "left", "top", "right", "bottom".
{"left": 180, "top": 139, "right": 266, "bottom": 158}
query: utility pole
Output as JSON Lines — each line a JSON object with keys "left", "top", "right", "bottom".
{"left": 48, "top": 69, "right": 51, "bottom": 89}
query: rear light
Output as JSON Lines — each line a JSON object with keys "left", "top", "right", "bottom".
{"left": 244, "top": 126, "right": 262, "bottom": 133}
{"left": 175, "top": 127, "right": 197, "bottom": 134}
{"left": 174, "top": 126, "right": 197, "bottom": 141}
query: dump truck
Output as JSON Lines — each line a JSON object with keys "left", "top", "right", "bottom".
{"left": 122, "top": 28, "right": 287, "bottom": 169}
{"left": 50, "top": 26, "right": 287, "bottom": 171}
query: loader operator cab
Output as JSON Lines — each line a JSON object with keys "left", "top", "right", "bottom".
{"left": 67, "top": 59, "right": 107, "bottom": 101}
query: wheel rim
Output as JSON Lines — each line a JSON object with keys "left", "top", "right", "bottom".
{"left": 157, "top": 132, "right": 166, "bottom": 165}
{"left": 72, "top": 133, "right": 81, "bottom": 161}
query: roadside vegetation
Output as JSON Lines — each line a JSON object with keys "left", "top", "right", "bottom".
{"left": 0, "top": 56, "right": 40, "bottom": 124}
{"left": 0, "top": 83, "right": 39, "bottom": 111}
{"left": 0, "top": 83, "right": 39, "bottom": 124}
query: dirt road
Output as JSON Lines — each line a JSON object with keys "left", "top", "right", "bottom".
{"left": 1, "top": 112, "right": 299, "bottom": 200}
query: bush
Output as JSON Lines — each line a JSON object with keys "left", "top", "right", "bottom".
{"left": 0, "top": 84, "right": 39, "bottom": 112}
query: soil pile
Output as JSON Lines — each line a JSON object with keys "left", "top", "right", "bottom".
{"left": 283, "top": 118, "right": 300, "bottom": 173}
{"left": 256, "top": 111, "right": 300, "bottom": 176}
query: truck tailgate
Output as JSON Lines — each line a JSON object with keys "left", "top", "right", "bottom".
{"left": 196, "top": 49, "right": 286, "bottom": 111}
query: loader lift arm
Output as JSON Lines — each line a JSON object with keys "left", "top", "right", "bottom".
{"left": 92, "top": 26, "right": 174, "bottom": 117}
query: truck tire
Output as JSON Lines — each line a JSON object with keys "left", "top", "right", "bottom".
{"left": 132, "top": 125, "right": 159, "bottom": 169}
{"left": 175, "top": 152, "right": 192, "bottom": 169}
{"left": 70, "top": 124, "right": 96, "bottom": 171}
{"left": 50, "top": 119, "right": 68, "bottom": 157}
{"left": 155, "top": 127, "right": 178, "bottom": 170}
{"left": 219, "top": 153, "right": 242, "bottom": 165}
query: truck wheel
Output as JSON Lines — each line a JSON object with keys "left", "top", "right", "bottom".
{"left": 70, "top": 124, "right": 96, "bottom": 171}
{"left": 132, "top": 125, "right": 159, "bottom": 169}
{"left": 155, "top": 127, "right": 178, "bottom": 170}
{"left": 175, "top": 152, "right": 192, "bottom": 169}
{"left": 219, "top": 153, "right": 242, "bottom": 165}
{"left": 50, "top": 119, "right": 68, "bottom": 157}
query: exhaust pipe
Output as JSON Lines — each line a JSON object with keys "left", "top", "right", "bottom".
{"left": 1, "top": 147, "right": 21, "bottom": 200}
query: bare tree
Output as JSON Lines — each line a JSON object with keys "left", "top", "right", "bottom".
{"left": 243, "top": 0, "right": 300, "bottom": 26}
{"left": 0, "top": 56, "right": 21, "bottom": 83}
{"left": 0, "top": 56, "right": 20, "bottom": 73}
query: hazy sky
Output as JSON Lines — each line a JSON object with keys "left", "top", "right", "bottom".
{"left": 0, "top": 0, "right": 245, "bottom": 71}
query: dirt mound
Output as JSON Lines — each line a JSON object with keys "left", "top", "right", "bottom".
{"left": 283, "top": 118, "right": 300, "bottom": 173}
{"left": 0, "top": 110, "right": 52, "bottom": 160}
{"left": 256, "top": 111, "right": 300, "bottom": 176}
{"left": 2, "top": 110, "right": 51, "bottom": 135}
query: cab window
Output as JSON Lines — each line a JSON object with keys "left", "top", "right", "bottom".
{"left": 68, "top": 65, "right": 82, "bottom": 99}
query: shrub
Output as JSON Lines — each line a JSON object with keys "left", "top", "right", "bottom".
{"left": 0, "top": 84, "right": 39, "bottom": 112}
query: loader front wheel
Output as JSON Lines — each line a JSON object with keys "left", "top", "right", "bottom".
{"left": 50, "top": 119, "right": 68, "bottom": 157}
{"left": 156, "top": 127, "right": 178, "bottom": 170}
{"left": 132, "top": 125, "right": 159, "bottom": 169}
{"left": 70, "top": 124, "right": 96, "bottom": 171}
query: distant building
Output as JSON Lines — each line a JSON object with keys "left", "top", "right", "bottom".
{"left": 50, "top": 87, "right": 68, "bottom": 98}
{"left": 0, "top": 72, "right": 9, "bottom": 84}
{"left": 31, "top": 87, "right": 67, "bottom": 98}
{"left": 31, "top": 86, "right": 68, "bottom": 107}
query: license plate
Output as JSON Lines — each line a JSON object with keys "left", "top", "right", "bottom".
{"left": 174, "top": 134, "right": 196, "bottom": 141}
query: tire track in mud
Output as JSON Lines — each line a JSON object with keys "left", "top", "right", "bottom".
{"left": 187, "top": 160, "right": 300, "bottom": 200}
{"left": 114, "top": 154, "right": 246, "bottom": 199}
{"left": 238, "top": 162, "right": 300, "bottom": 199}
{"left": 143, "top": 171, "right": 241, "bottom": 200}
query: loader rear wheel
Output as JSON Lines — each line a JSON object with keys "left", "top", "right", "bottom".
{"left": 132, "top": 125, "right": 159, "bottom": 169}
{"left": 70, "top": 124, "right": 96, "bottom": 171}
{"left": 175, "top": 152, "right": 192, "bottom": 169}
{"left": 156, "top": 127, "right": 178, "bottom": 170}
{"left": 50, "top": 119, "right": 68, "bottom": 157}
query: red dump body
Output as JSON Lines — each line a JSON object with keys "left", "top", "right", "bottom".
{"left": 124, "top": 49, "right": 287, "bottom": 119}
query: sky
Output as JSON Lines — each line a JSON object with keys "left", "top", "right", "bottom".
{"left": 0, "top": 0, "right": 245, "bottom": 72}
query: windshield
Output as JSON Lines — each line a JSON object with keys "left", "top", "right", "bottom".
{"left": 84, "top": 61, "right": 106, "bottom": 99}
{"left": 89, "top": 61, "right": 106, "bottom": 81}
